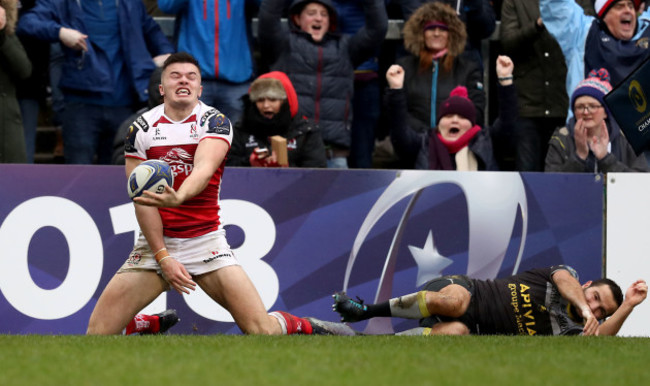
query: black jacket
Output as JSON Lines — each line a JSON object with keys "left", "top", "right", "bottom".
{"left": 388, "top": 83, "right": 517, "bottom": 170}
{"left": 227, "top": 96, "right": 327, "bottom": 168}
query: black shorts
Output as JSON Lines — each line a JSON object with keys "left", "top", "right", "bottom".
{"left": 418, "top": 275, "right": 478, "bottom": 333}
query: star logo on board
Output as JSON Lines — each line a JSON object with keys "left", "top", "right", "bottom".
{"left": 408, "top": 230, "right": 453, "bottom": 286}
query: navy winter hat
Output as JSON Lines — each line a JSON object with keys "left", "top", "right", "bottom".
{"left": 437, "top": 86, "right": 476, "bottom": 125}
{"left": 570, "top": 68, "right": 613, "bottom": 115}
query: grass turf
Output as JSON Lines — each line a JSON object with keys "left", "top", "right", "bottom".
{"left": 0, "top": 335, "right": 648, "bottom": 385}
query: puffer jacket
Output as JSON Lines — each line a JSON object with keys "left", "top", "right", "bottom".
{"left": 398, "top": 2, "right": 485, "bottom": 131}
{"left": 258, "top": 0, "right": 387, "bottom": 149}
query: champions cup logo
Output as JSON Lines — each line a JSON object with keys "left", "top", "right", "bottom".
{"left": 629, "top": 80, "right": 647, "bottom": 113}
{"left": 343, "top": 171, "right": 528, "bottom": 334}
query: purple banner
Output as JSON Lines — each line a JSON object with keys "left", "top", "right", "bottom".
{"left": 0, "top": 166, "right": 603, "bottom": 334}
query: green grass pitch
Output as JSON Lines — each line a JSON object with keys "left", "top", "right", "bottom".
{"left": 1, "top": 335, "right": 648, "bottom": 385}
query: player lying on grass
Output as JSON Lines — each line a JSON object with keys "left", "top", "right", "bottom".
{"left": 87, "top": 52, "right": 323, "bottom": 336}
{"left": 327, "top": 265, "right": 647, "bottom": 336}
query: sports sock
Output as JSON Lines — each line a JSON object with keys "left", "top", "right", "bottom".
{"left": 269, "top": 311, "right": 313, "bottom": 335}
{"left": 387, "top": 291, "right": 431, "bottom": 319}
{"left": 125, "top": 314, "right": 161, "bottom": 335}
{"left": 395, "top": 327, "right": 431, "bottom": 336}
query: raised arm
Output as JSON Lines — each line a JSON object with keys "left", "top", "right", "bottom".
{"left": 384, "top": 64, "right": 425, "bottom": 167}
{"left": 552, "top": 268, "right": 600, "bottom": 335}
{"left": 599, "top": 279, "right": 648, "bottom": 336}
{"left": 347, "top": 0, "right": 388, "bottom": 67}
{"left": 258, "top": 0, "right": 291, "bottom": 66}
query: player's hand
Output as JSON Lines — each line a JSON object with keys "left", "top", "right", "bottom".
{"left": 580, "top": 306, "right": 599, "bottom": 336}
{"left": 134, "top": 186, "right": 184, "bottom": 207}
{"left": 59, "top": 27, "right": 88, "bottom": 51}
{"left": 386, "top": 65, "right": 405, "bottom": 89}
{"left": 624, "top": 279, "right": 648, "bottom": 307}
{"left": 159, "top": 257, "right": 196, "bottom": 295}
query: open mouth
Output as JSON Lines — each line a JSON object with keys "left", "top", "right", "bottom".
{"left": 176, "top": 88, "right": 191, "bottom": 96}
{"left": 448, "top": 127, "right": 460, "bottom": 135}
{"left": 621, "top": 17, "right": 633, "bottom": 27}
{"left": 261, "top": 111, "right": 275, "bottom": 119}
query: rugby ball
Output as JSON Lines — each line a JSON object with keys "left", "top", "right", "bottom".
{"left": 127, "top": 160, "right": 174, "bottom": 200}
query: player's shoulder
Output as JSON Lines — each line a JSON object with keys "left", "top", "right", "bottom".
{"left": 196, "top": 101, "right": 228, "bottom": 124}
{"left": 196, "top": 101, "right": 233, "bottom": 137}
{"left": 135, "top": 104, "right": 166, "bottom": 132}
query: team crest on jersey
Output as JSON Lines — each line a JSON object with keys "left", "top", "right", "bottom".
{"left": 190, "top": 124, "right": 199, "bottom": 140}
{"left": 126, "top": 252, "right": 142, "bottom": 267}
{"left": 637, "top": 38, "right": 649, "bottom": 50}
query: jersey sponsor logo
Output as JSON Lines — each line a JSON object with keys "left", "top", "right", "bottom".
{"left": 161, "top": 148, "right": 194, "bottom": 177}
{"left": 134, "top": 115, "right": 149, "bottom": 132}
{"left": 153, "top": 127, "right": 167, "bottom": 141}
{"left": 509, "top": 282, "right": 537, "bottom": 335}
{"left": 199, "top": 108, "right": 218, "bottom": 127}
{"left": 203, "top": 249, "right": 234, "bottom": 263}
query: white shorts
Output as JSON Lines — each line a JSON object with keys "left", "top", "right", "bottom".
{"left": 117, "top": 229, "right": 239, "bottom": 277}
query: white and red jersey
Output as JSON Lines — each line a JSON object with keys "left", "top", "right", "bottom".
{"left": 125, "top": 101, "right": 233, "bottom": 238}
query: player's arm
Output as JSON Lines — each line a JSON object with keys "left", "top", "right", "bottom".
{"left": 552, "top": 268, "right": 599, "bottom": 335}
{"left": 127, "top": 158, "right": 196, "bottom": 294}
{"left": 599, "top": 280, "right": 648, "bottom": 336}
{"left": 134, "top": 138, "right": 229, "bottom": 207}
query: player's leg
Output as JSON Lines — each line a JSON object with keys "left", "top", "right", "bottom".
{"left": 87, "top": 271, "right": 167, "bottom": 335}
{"left": 334, "top": 276, "right": 471, "bottom": 322}
{"left": 194, "top": 265, "right": 282, "bottom": 334}
{"left": 195, "top": 265, "right": 317, "bottom": 335}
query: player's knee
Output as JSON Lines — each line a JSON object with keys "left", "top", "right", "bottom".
{"left": 241, "top": 324, "right": 275, "bottom": 335}
{"left": 431, "top": 286, "right": 470, "bottom": 318}
{"left": 238, "top": 317, "right": 279, "bottom": 335}
{"left": 86, "top": 321, "right": 111, "bottom": 335}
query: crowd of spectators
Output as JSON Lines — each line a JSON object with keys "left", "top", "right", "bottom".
{"left": 3, "top": 0, "right": 649, "bottom": 173}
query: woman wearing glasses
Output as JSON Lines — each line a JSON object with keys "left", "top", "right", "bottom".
{"left": 545, "top": 68, "right": 648, "bottom": 172}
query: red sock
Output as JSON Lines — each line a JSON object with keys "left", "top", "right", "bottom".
{"left": 125, "top": 314, "right": 161, "bottom": 335}
{"left": 274, "top": 311, "right": 313, "bottom": 335}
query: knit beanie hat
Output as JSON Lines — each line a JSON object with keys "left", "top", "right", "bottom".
{"left": 570, "top": 68, "right": 613, "bottom": 114}
{"left": 437, "top": 86, "right": 476, "bottom": 125}
{"left": 594, "top": 0, "right": 640, "bottom": 19}
{"left": 249, "top": 77, "right": 287, "bottom": 102}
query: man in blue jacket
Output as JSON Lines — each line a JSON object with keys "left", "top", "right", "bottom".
{"left": 540, "top": 0, "right": 650, "bottom": 120}
{"left": 17, "top": 0, "right": 173, "bottom": 164}
{"left": 158, "top": 0, "right": 256, "bottom": 124}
